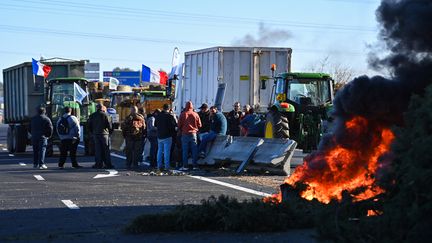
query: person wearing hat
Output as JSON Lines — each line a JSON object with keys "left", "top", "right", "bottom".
{"left": 88, "top": 103, "right": 114, "bottom": 169}
{"left": 197, "top": 103, "right": 211, "bottom": 135}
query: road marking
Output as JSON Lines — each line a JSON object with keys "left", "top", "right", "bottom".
{"left": 19, "top": 162, "right": 26, "bottom": 166}
{"left": 2, "top": 148, "right": 7, "bottom": 151}
{"left": 34, "top": 175, "right": 45, "bottom": 181}
{"left": 78, "top": 145, "right": 270, "bottom": 197}
{"left": 8, "top": 154, "right": 14, "bottom": 157}
{"left": 61, "top": 200, "right": 80, "bottom": 210}
{"left": 93, "top": 170, "right": 119, "bottom": 179}
{"left": 77, "top": 145, "right": 150, "bottom": 166}
{"left": 187, "top": 175, "right": 272, "bottom": 197}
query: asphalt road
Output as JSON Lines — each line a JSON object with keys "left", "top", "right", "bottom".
{"left": 0, "top": 124, "right": 316, "bottom": 242}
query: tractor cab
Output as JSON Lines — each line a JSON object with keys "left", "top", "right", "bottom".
{"left": 266, "top": 72, "right": 334, "bottom": 152}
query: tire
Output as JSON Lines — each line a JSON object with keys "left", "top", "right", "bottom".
{"left": 14, "top": 125, "right": 27, "bottom": 153}
{"left": 7, "top": 125, "right": 15, "bottom": 153}
{"left": 264, "top": 111, "right": 290, "bottom": 139}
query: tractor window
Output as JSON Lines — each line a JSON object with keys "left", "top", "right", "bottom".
{"left": 275, "top": 78, "right": 286, "bottom": 95}
{"left": 288, "top": 79, "right": 331, "bottom": 106}
{"left": 52, "top": 83, "right": 74, "bottom": 105}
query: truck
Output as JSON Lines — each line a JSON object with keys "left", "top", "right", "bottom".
{"left": 175, "top": 47, "right": 292, "bottom": 113}
{"left": 263, "top": 71, "right": 335, "bottom": 152}
{"left": 3, "top": 59, "right": 95, "bottom": 155}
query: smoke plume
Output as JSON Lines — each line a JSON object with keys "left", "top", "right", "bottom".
{"left": 287, "top": 0, "right": 432, "bottom": 201}
{"left": 232, "top": 22, "right": 292, "bottom": 47}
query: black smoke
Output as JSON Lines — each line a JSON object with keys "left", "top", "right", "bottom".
{"left": 293, "top": 0, "right": 432, "bottom": 195}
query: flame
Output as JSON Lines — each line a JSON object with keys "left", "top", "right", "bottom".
{"left": 268, "top": 116, "right": 395, "bottom": 204}
{"left": 367, "top": 209, "right": 383, "bottom": 217}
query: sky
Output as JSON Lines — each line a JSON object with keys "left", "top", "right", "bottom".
{"left": 0, "top": 0, "right": 383, "bottom": 83}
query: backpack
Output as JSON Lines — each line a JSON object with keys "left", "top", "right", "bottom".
{"left": 57, "top": 115, "right": 70, "bottom": 135}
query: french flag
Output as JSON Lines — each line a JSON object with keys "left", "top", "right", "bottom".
{"left": 142, "top": 64, "right": 168, "bottom": 85}
{"left": 32, "top": 58, "right": 52, "bottom": 78}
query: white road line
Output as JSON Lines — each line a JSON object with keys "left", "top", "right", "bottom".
{"left": 61, "top": 200, "right": 80, "bottom": 210}
{"left": 2, "top": 148, "right": 7, "bottom": 151}
{"left": 19, "top": 162, "right": 26, "bottom": 166}
{"left": 77, "top": 145, "right": 150, "bottom": 166}
{"left": 187, "top": 175, "right": 272, "bottom": 197}
{"left": 78, "top": 145, "right": 268, "bottom": 197}
{"left": 34, "top": 175, "right": 45, "bottom": 181}
{"left": 8, "top": 154, "right": 14, "bottom": 157}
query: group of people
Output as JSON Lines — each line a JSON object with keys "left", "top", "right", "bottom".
{"left": 29, "top": 100, "right": 263, "bottom": 171}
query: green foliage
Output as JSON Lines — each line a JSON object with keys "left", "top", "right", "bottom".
{"left": 124, "top": 194, "right": 319, "bottom": 234}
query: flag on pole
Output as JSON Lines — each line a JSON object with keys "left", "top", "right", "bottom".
{"left": 169, "top": 48, "right": 183, "bottom": 79}
{"left": 142, "top": 65, "right": 168, "bottom": 85}
{"left": 73, "top": 82, "right": 88, "bottom": 104}
{"left": 109, "top": 77, "right": 119, "bottom": 90}
{"left": 32, "top": 58, "right": 52, "bottom": 78}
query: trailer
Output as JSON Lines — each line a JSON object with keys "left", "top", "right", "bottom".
{"left": 176, "top": 47, "right": 292, "bottom": 113}
{"left": 3, "top": 59, "right": 94, "bottom": 155}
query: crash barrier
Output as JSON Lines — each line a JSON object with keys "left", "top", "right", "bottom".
{"left": 198, "top": 135, "right": 297, "bottom": 175}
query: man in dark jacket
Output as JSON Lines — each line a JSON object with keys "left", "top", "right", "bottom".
{"left": 226, "top": 101, "right": 243, "bottom": 136}
{"left": 155, "top": 104, "right": 177, "bottom": 171}
{"left": 88, "top": 104, "right": 114, "bottom": 169}
{"left": 57, "top": 106, "right": 83, "bottom": 169}
{"left": 29, "top": 106, "right": 53, "bottom": 169}
{"left": 197, "top": 103, "right": 211, "bottom": 134}
{"left": 198, "top": 106, "right": 227, "bottom": 157}
{"left": 121, "top": 106, "right": 145, "bottom": 169}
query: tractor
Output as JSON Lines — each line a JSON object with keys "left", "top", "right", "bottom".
{"left": 264, "top": 69, "right": 334, "bottom": 152}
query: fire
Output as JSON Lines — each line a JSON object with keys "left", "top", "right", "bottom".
{"left": 270, "top": 116, "right": 395, "bottom": 204}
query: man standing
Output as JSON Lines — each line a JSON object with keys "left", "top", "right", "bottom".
{"left": 29, "top": 106, "right": 53, "bottom": 169}
{"left": 178, "top": 101, "right": 202, "bottom": 170}
{"left": 88, "top": 104, "right": 114, "bottom": 169}
{"left": 198, "top": 106, "right": 227, "bottom": 158}
{"left": 121, "top": 106, "right": 145, "bottom": 169}
{"left": 155, "top": 104, "right": 177, "bottom": 171}
{"left": 56, "top": 106, "right": 82, "bottom": 169}
{"left": 146, "top": 109, "right": 160, "bottom": 168}
{"left": 226, "top": 101, "right": 243, "bottom": 136}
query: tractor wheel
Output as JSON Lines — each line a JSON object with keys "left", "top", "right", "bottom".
{"left": 14, "top": 125, "right": 28, "bottom": 153}
{"left": 7, "top": 125, "right": 15, "bottom": 153}
{"left": 264, "top": 111, "right": 289, "bottom": 139}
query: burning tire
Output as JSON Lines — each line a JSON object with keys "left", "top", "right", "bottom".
{"left": 264, "top": 111, "right": 290, "bottom": 139}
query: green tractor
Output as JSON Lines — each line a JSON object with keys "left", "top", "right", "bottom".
{"left": 264, "top": 72, "right": 334, "bottom": 152}
{"left": 45, "top": 77, "right": 96, "bottom": 156}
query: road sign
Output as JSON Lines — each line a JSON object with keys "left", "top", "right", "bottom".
{"left": 85, "top": 62, "right": 100, "bottom": 81}
{"left": 103, "top": 71, "right": 141, "bottom": 86}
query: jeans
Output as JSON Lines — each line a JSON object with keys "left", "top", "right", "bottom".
{"left": 157, "top": 137, "right": 172, "bottom": 170}
{"left": 32, "top": 137, "right": 47, "bottom": 166}
{"left": 198, "top": 131, "right": 217, "bottom": 153}
{"left": 148, "top": 136, "right": 158, "bottom": 167}
{"left": 181, "top": 134, "right": 198, "bottom": 167}
{"left": 59, "top": 139, "right": 79, "bottom": 166}
{"left": 93, "top": 134, "right": 112, "bottom": 168}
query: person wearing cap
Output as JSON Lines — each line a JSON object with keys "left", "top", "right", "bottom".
{"left": 121, "top": 105, "right": 146, "bottom": 169}
{"left": 178, "top": 101, "right": 201, "bottom": 171}
{"left": 57, "top": 106, "right": 83, "bottom": 169}
{"left": 227, "top": 101, "right": 243, "bottom": 136}
{"left": 198, "top": 103, "right": 211, "bottom": 134}
{"left": 155, "top": 103, "right": 177, "bottom": 171}
{"left": 198, "top": 106, "right": 227, "bottom": 158}
{"left": 88, "top": 103, "right": 114, "bottom": 169}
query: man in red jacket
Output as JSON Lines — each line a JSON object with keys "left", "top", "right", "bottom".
{"left": 177, "top": 101, "right": 202, "bottom": 171}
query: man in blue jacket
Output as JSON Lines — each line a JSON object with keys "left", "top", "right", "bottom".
{"left": 198, "top": 106, "right": 227, "bottom": 158}
{"left": 29, "top": 106, "right": 53, "bottom": 169}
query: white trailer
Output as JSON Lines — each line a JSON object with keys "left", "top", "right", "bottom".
{"left": 176, "top": 46, "right": 292, "bottom": 113}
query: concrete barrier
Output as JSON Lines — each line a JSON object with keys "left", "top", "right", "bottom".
{"left": 197, "top": 135, "right": 297, "bottom": 175}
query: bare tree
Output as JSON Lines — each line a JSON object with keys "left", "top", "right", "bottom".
{"left": 305, "top": 56, "right": 356, "bottom": 91}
